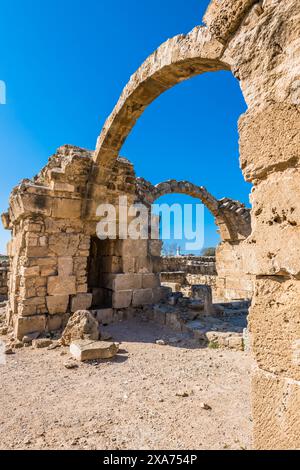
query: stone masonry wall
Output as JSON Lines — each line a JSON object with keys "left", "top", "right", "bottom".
{"left": 0, "top": 258, "right": 9, "bottom": 299}
{"left": 160, "top": 253, "right": 254, "bottom": 301}
{"left": 2, "top": 146, "right": 168, "bottom": 340}
{"left": 160, "top": 256, "right": 217, "bottom": 275}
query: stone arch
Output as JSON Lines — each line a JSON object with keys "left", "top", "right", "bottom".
{"left": 93, "top": 27, "right": 229, "bottom": 179}
{"left": 135, "top": 177, "right": 251, "bottom": 242}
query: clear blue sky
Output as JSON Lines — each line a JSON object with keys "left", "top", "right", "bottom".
{"left": 0, "top": 0, "right": 251, "bottom": 254}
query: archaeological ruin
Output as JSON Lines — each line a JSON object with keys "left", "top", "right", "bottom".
{"left": 1, "top": 0, "right": 299, "bottom": 450}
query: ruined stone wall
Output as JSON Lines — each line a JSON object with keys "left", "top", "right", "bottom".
{"left": 160, "top": 252, "right": 254, "bottom": 301}
{"left": 160, "top": 256, "right": 216, "bottom": 275}
{"left": 214, "top": 0, "right": 300, "bottom": 449}
{"left": 0, "top": 258, "right": 9, "bottom": 299}
{"left": 2, "top": 146, "right": 167, "bottom": 340}
{"left": 160, "top": 256, "right": 218, "bottom": 297}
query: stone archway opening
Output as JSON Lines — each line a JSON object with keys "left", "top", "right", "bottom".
{"left": 87, "top": 237, "right": 114, "bottom": 309}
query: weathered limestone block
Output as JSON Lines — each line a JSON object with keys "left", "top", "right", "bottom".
{"left": 103, "top": 273, "right": 142, "bottom": 291}
{"left": 52, "top": 197, "right": 81, "bottom": 219}
{"left": 10, "top": 191, "right": 53, "bottom": 220}
{"left": 245, "top": 168, "right": 300, "bottom": 277}
{"left": 223, "top": 0, "right": 300, "bottom": 109}
{"left": 142, "top": 273, "right": 160, "bottom": 289}
{"left": 70, "top": 293, "right": 93, "bottom": 312}
{"left": 132, "top": 288, "right": 153, "bottom": 306}
{"left": 58, "top": 257, "right": 73, "bottom": 276}
{"left": 18, "top": 297, "right": 47, "bottom": 316}
{"left": 134, "top": 256, "right": 153, "bottom": 274}
{"left": 203, "top": 0, "right": 257, "bottom": 44}
{"left": 70, "top": 339, "right": 119, "bottom": 361}
{"left": 112, "top": 290, "right": 132, "bottom": 309}
{"left": 47, "top": 276, "right": 76, "bottom": 296}
{"left": 239, "top": 104, "right": 300, "bottom": 182}
{"left": 191, "top": 285, "right": 213, "bottom": 313}
{"left": 20, "top": 266, "right": 40, "bottom": 278}
{"left": 46, "top": 295, "right": 69, "bottom": 315}
{"left": 122, "top": 256, "right": 136, "bottom": 273}
{"left": 121, "top": 239, "right": 148, "bottom": 258}
{"left": 61, "top": 310, "right": 99, "bottom": 346}
{"left": 47, "top": 313, "right": 69, "bottom": 332}
{"left": 48, "top": 233, "right": 80, "bottom": 257}
{"left": 15, "top": 315, "right": 46, "bottom": 340}
{"left": 252, "top": 368, "right": 300, "bottom": 450}
{"left": 93, "top": 308, "right": 114, "bottom": 325}
{"left": 249, "top": 277, "right": 300, "bottom": 381}
{"left": 25, "top": 246, "right": 49, "bottom": 258}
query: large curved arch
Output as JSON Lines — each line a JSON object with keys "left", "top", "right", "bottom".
{"left": 94, "top": 27, "right": 229, "bottom": 179}
{"left": 135, "top": 177, "right": 251, "bottom": 241}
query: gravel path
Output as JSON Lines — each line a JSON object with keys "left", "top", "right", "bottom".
{"left": 0, "top": 319, "right": 252, "bottom": 450}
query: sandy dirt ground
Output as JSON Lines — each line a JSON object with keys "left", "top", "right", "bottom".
{"left": 0, "top": 318, "right": 253, "bottom": 450}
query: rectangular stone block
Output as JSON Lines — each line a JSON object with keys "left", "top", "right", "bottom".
{"left": 47, "top": 313, "right": 69, "bottom": 332}
{"left": 25, "top": 246, "right": 49, "bottom": 257}
{"left": 122, "top": 256, "right": 136, "bottom": 273}
{"left": 239, "top": 104, "right": 300, "bottom": 182}
{"left": 48, "top": 233, "right": 80, "bottom": 256}
{"left": 94, "top": 308, "right": 114, "bottom": 325}
{"left": 15, "top": 315, "right": 46, "bottom": 340}
{"left": 121, "top": 239, "right": 148, "bottom": 257}
{"left": 47, "top": 276, "right": 76, "bottom": 296}
{"left": 27, "top": 257, "right": 57, "bottom": 267}
{"left": 51, "top": 182, "right": 75, "bottom": 192}
{"left": 18, "top": 297, "right": 47, "bottom": 316}
{"left": 244, "top": 168, "right": 300, "bottom": 277}
{"left": 20, "top": 265, "right": 40, "bottom": 278}
{"left": 132, "top": 288, "right": 153, "bottom": 306}
{"left": 70, "top": 339, "right": 119, "bottom": 361}
{"left": 142, "top": 273, "right": 160, "bottom": 289}
{"left": 112, "top": 290, "right": 132, "bottom": 309}
{"left": 70, "top": 293, "right": 93, "bottom": 312}
{"left": 252, "top": 368, "right": 300, "bottom": 450}
{"left": 58, "top": 257, "right": 73, "bottom": 276}
{"left": 52, "top": 197, "right": 81, "bottom": 219}
{"left": 46, "top": 295, "right": 69, "bottom": 315}
{"left": 103, "top": 273, "right": 142, "bottom": 291}
{"left": 249, "top": 277, "right": 300, "bottom": 381}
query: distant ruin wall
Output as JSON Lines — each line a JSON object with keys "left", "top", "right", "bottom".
{"left": 160, "top": 256, "right": 217, "bottom": 275}
{"left": 160, "top": 253, "right": 254, "bottom": 301}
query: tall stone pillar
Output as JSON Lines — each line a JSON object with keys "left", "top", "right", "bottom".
{"left": 221, "top": 0, "right": 300, "bottom": 449}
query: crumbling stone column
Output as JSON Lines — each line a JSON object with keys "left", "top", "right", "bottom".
{"left": 2, "top": 146, "right": 94, "bottom": 339}
{"left": 220, "top": 0, "right": 300, "bottom": 449}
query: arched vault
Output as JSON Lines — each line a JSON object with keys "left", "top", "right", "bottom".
{"left": 135, "top": 177, "right": 251, "bottom": 242}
